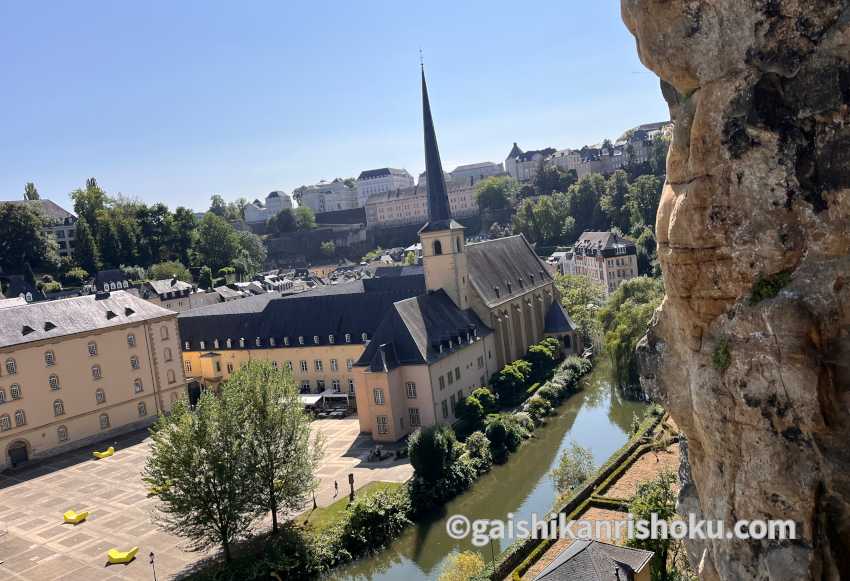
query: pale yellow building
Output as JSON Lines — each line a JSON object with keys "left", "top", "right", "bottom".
{"left": 0, "top": 291, "right": 186, "bottom": 470}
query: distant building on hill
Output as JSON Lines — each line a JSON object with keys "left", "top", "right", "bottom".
{"left": 569, "top": 231, "right": 638, "bottom": 294}
{"left": 504, "top": 143, "right": 556, "bottom": 182}
{"left": 243, "top": 191, "right": 293, "bottom": 224}
{"left": 356, "top": 168, "right": 414, "bottom": 207}
{"left": 2, "top": 199, "right": 77, "bottom": 257}
{"left": 293, "top": 179, "right": 359, "bottom": 214}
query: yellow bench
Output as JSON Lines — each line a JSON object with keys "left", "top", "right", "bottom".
{"left": 107, "top": 546, "right": 139, "bottom": 564}
{"left": 93, "top": 446, "right": 115, "bottom": 459}
{"left": 63, "top": 510, "right": 89, "bottom": 525}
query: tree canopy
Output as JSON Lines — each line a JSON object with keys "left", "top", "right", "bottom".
{"left": 0, "top": 203, "right": 59, "bottom": 272}
{"left": 475, "top": 175, "right": 517, "bottom": 212}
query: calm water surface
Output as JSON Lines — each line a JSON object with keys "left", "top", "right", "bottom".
{"left": 330, "top": 357, "right": 647, "bottom": 580}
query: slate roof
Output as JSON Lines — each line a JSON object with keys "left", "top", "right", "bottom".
{"left": 533, "top": 540, "right": 653, "bottom": 581}
{"left": 465, "top": 235, "right": 553, "bottom": 307}
{"left": 573, "top": 232, "right": 636, "bottom": 258}
{"left": 146, "top": 278, "right": 193, "bottom": 296}
{"left": 213, "top": 285, "right": 244, "bottom": 300}
{"left": 544, "top": 301, "right": 575, "bottom": 334}
{"left": 356, "top": 290, "right": 492, "bottom": 370}
{"left": 516, "top": 147, "right": 556, "bottom": 163}
{"left": 3, "top": 199, "right": 76, "bottom": 224}
{"left": 94, "top": 269, "right": 130, "bottom": 290}
{"left": 0, "top": 291, "right": 175, "bottom": 349}
{"left": 0, "top": 297, "right": 27, "bottom": 309}
{"left": 0, "top": 275, "right": 43, "bottom": 302}
{"left": 358, "top": 168, "right": 410, "bottom": 180}
{"left": 507, "top": 142, "right": 523, "bottom": 159}
{"left": 373, "top": 265, "right": 424, "bottom": 278}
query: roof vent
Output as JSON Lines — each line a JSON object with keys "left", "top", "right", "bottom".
{"left": 44, "top": 321, "right": 56, "bottom": 331}
{"left": 95, "top": 291, "right": 110, "bottom": 300}
{"left": 22, "top": 325, "right": 35, "bottom": 336}
{"left": 125, "top": 307, "right": 135, "bottom": 316}
{"left": 106, "top": 310, "right": 117, "bottom": 320}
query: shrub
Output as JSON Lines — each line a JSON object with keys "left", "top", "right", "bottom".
{"left": 456, "top": 395, "right": 485, "bottom": 428}
{"left": 563, "top": 355, "right": 592, "bottom": 376}
{"left": 526, "top": 396, "right": 553, "bottom": 425}
{"left": 513, "top": 412, "right": 535, "bottom": 434}
{"left": 149, "top": 260, "right": 192, "bottom": 282}
{"left": 464, "top": 431, "right": 493, "bottom": 474}
{"left": 439, "top": 550, "right": 486, "bottom": 581}
{"left": 749, "top": 270, "right": 791, "bottom": 305}
{"left": 62, "top": 266, "right": 89, "bottom": 286}
{"left": 338, "top": 487, "right": 412, "bottom": 555}
{"left": 503, "top": 416, "right": 526, "bottom": 450}
{"left": 471, "top": 387, "right": 496, "bottom": 412}
{"left": 408, "top": 425, "right": 462, "bottom": 483}
{"left": 485, "top": 415, "right": 510, "bottom": 464}
{"left": 38, "top": 281, "right": 61, "bottom": 293}
{"left": 536, "top": 385, "right": 560, "bottom": 406}
{"left": 712, "top": 337, "right": 731, "bottom": 371}
{"left": 551, "top": 441, "right": 595, "bottom": 495}
{"left": 121, "top": 265, "right": 146, "bottom": 282}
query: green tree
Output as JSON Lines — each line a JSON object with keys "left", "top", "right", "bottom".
{"left": 565, "top": 173, "right": 607, "bottom": 234}
{"left": 225, "top": 361, "right": 322, "bottom": 533}
{"left": 71, "top": 178, "right": 108, "bottom": 238}
{"left": 0, "top": 202, "right": 59, "bottom": 271}
{"left": 171, "top": 207, "right": 197, "bottom": 266}
{"left": 598, "top": 277, "right": 664, "bottom": 389}
{"left": 135, "top": 203, "right": 174, "bottom": 266}
{"left": 24, "top": 182, "right": 40, "bottom": 200}
{"left": 149, "top": 260, "right": 192, "bottom": 282}
{"left": 62, "top": 267, "right": 89, "bottom": 286}
{"left": 235, "top": 230, "right": 267, "bottom": 274}
{"left": 198, "top": 266, "right": 213, "bottom": 289}
{"left": 320, "top": 240, "right": 335, "bottom": 258}
{"left": 144, "top": 396, "right": 261, "bottom": 562}
{"left": 512, "top": 198, "right": 538, "bottom": 242}
{"left": 470, "top": 387, "right": 496, "bottom": 413}
{"left": 601, "top": 170, "right": 631, "bottom": 231}
{"left": 439, "top": 551, "right": 485, "bottom": 581}
{"left": 73, "top": 218, "right": 101, "bottom": 274}
{"left": 456, "top": 395, "right": 485, "bottom": 428}
{"left": 209, "top": 194, "right": 227, "bottom": 217}
{"left": 97, "top": 218, "right": 122, "bottom": 269}
{"left": 551, "top": 441, "right": 595, "bottom": 494}
{"left": 475, "top": 175, "right": 517, "bottom": 211}
{"left": 628, "top": 174, "right": 663, "bottom": 229}
{"left": 194, "top": 213, "right": 241, "bottom": 271}
{"left": 115, "top": 218, "right": 138, "bottom": 265}
{"left": 533, "top": 162, "right": 576, "bottom": 196}
{"left": 627, "top": 471, "right": 679, "bottom": 580}
{"left": 408, "top": 424, "right": 462, "bottom": 483}
{"left": 555, "top": 274, "right": 605, "bottom": 346}
{"left": 649, "top": 133, "right": 671, "bottom": 177}
{"left": 267, "top": 208, "right": 297, "bottom": 235}
{"left": 294, "top": 206, "right": 317, "bottom": 231}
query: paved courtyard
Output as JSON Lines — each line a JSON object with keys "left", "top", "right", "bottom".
{"left": 0, "top": 417, "right": 412, "bottom": 580}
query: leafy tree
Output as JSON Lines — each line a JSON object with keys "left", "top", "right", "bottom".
{"left": 171, "top": 207, "right": 197, "bottom": 266}
{"left": 121, "top": 265, "right": 147, "bottom": 282}
{"left": 0, "top": 202, "right": 59, "bottom": 271}
{"left": 62, "top": 267, "right": 89, "bottom": 286}
{"left": 475, "top": 175, "right": 517, "bottom": 211}
{"left": 144, "top": 396, "right": 261, "bottom": 562}
{"left": 490, "top": 359, "right": 532, "bottom": 404}
{"left": 598, "top": 277, "right": 664, "bottom": 389}
{"left": 456, "top": 395, "right": 485, "bottom": 428}
{"left": 149, "top": 260, "right": 192, "bottom": 282}
{"left": 512, "top": 198, "right": 538, "bottom": 242}
{"left": 225, "top": 361, "right": 322, "bottom": 533}
{"left": 209, "top": 194, "right": 227, "bottom": 217}
{"left": 73, "top": 218, "right": 101, "bottom": 274}
{"left": 464, "top": 431, "right": 493, "bottom": 473}
{"left": 320, "top": 241, "right": 335, "bottom": 258}
{"left": 601, "top": 170, "right": 631, "bottom": 231}
{"left": 71, "top": 178, "right": 108, "bottom": 238}
{"left": 628, "top": 174, "right": 663, "bottom": 228}
{"left": 649, "top": 133, "right": 671, "bottom": 177}
{"left": 115, "top": 218, "right": 138, "bottom": 266}
{"left": 343, "top": 177, "right": 357, "bottom": 189}
{"left": 566, "top": 173, "right": 607, "bottom": 234}
{"left": 555, "top": 274, "right": 605, "bottom": 346}
{"left": 403, "top": 251, "right": 416, "bottom": 265}
{"left": 235, "top": 230, "right": 267, "bottom": 274}
{"left": 533, "top": 163, "right": 576, "bottom": 196}
{"left": 194, "top": 213, "right": 241, "bottom": 271}
{"left": 198, "top": 266, "right": 213, "bottom": 289}
{"left": 135, "top": 203, "right": 175, "bottom": 266}
{"left": 294, "top": 206, "right": 317, "bottom": 231}
{"left": 470, "top": 387, "right": 496, "bottom": 413}
{"left": 267, "top": 208, "right": 297, "bottom": 235}
{"left": 551, "top": 441, "right": 594, "bottom": 494}
{"left": 627, "top": 471, "right": 679, "bottom": 580}
{"left": 439, "top": 551, "right": 485, "bottom": 581}
{"left": 97, "top": 218, "right": 122, "bottom": 269}
{"left": 408, "top": 424, "right": 462, "bottom": 483}
{"left": 24, "top": 182, "right": 40, "bottom": 200}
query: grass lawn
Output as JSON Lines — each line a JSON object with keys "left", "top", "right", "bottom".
{"left": 296, "top": 481, "right": 403, "bottom": 532}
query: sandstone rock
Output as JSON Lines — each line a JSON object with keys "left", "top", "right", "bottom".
{"left": 624, "top": 1, "right": 850, "bottom": 579}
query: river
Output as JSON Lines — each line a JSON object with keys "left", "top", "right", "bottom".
{"left": 330, "top": 357, "right": 647, "bottom": 580}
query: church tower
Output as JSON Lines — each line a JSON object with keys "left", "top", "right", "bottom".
{"left": 418, "top": 67, "right": 470, "bottom": 310}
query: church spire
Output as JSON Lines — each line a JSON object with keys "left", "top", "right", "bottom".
{"left": 421, "top": 67, "right": 451, "bottom": 223}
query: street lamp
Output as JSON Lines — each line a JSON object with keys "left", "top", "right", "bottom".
{"left": 149, "top": 551, "right": 157, "bottom": 581}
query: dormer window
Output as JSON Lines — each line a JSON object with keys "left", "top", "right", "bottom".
{"left": 345, "top": 333, "right": 351, "bottom": 343}
{"left": 270, "top": 337, "right": 276, "bottom": 347}
{"left": 226, "top": 338, "right": 232, "bottom": 348}
{"left": 283, "top": 337, "right": 290, "bottom": 346}
{"left": 106, "top": 310, "right": 117, "bottom": 320}
{"left": 44, "top": 321, "right": 56, "bottom": 331}
{"left": 239, "top": 338, "right": 246, "bottom": 348}
{"left": 256, "top": 337, "right": 262, "bottom": 347}
{"left": 125, "top": 307, "right": 135, "bottom": 316}
{"left": 199, "top": 340, "right": 206, "bottom": 350}
{"left": 22, "top": 325, "right": 35, "bottom": 336}
{"left": 494, "top": 286, "right": 500, "bottom": 299}
{"left": 298, "top": 336, "right": 304, "bottom": 345}
{"left": 361, "top": 333, "right": 368, "bottom": 342}
{"left": 313, "top": 336, "right": 320, "bottom": 345}
{"left": 184, "top": 341, "right": 191, "bottom": 350}
{"left": 213, "top": 339, "right": 219, "bottom": 349}
{"left": 328, "top": 335, "right": 335, "bottom": 344}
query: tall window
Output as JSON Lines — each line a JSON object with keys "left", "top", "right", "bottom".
{"left": 134, "top": 379, "right": 144, "bottom": 393}
{"left": 167, "top": 369, "right": 176, "bottom": 384}
{"left": 99, "top": 413, "right": 110, "bottom": 430}
{"left": 184, "top": 360, "right": 192, "bottom": 373}
{"left": 286, "top": 361, "right": 293, "bottom": 372}
{"left": 95, "top": 388, "right": 106, "bottom": 404}
{"left": 10, "top": 384, "right": 21, "bottom": 399}
{"left": 53, "top": 399, "right": 65, "bottom": 416}
{"left": 161, "top": 326, "right": 169, "bottom": 340}
{"left": 346, "top": 358, "right": 354, "bottom": 371}
{"left": 163, "top": 348, "right": 173, "bottom": 362}
{"left": 433, "top": 240, "right": 442, "bottom": 255}
{"left": 87, "top": 342, "right": 98, "bottom": 356}
{"left": 438, "top": 376, "right": 445, "bottom": 391}
{"left": 300, "top": 360, "right": 308, "bottom": 373}
{"left": 361, "top": 333, "right": 368, "bottom": 342}
{"left": 330, "top": 359, "right": 338, "bottom": 371}
{"left": 314, "top": 360, "right": 323, "bottom": 372}
{"left": 331, "top": 379, "right": 341, "bottom": 393}
{"left": 348, "top": 379, "right": 355, "bottom": 394}
{"left": 441, "top": 400, "right": 448, "bottom": 418}
{"left": 14, "top": 409, "right": 26, "bottom": 426}
{"left": 138, "top": 402, "right": 147, "bottom": 417}
{"left": 44, "top": 351, "right": 55, "bottom": 366}
{"left": 49, "top": 374, "right": 60, "bottom": 391}
{"left": 408, "top": 408, "right": 421, "bottom": 427}
{"left": 5, "top": 358, "right": 17, "bottom": 375}
{"left": 91, "top": 365, "right": 102, "bottom": 380}
{"left": 376, "top": 415, "right": 388, "bottom": 435}
{"left": 127, "top": 334, "right": 136, "bottom": 347}
{"left": 0, "top": 415, "right": 10, "bottom": 431}
{"left": 447, "top": 371, "right": 454, "bottom": 385}
{"left": 301, "top": 380, "right": 311, "bottom": 392}
{"left": 271, "top": 360, "right": 279, "bottom": 369}
{"left": 345, "top": 333, "right": 351, "bottom": 343}
{"left": 57, "top": 425, "right": 68, "bottom": 442}
{"left": 373, "top": 388, "right": 385, "bottom": 405}
{"left": 454, "top": 367, "right": 460, "bottom": 381}
{"left": 130, "top": 356, "right": 140, "bottom": 370}
{"left": 405, "top": 382, "right": 417, "bottom": 399}
{"left": 0, "top": 388, "right": 5, "bottom": 403}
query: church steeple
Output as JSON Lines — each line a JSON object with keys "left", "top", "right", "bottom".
{"left": 421, "top": 67, "right": 452, "bottom": 224}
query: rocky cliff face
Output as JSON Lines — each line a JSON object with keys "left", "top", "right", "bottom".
{"left": 621, "top": 1, "right": 850, "bottom": 579}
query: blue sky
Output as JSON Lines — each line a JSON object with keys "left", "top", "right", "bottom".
{"left": 0, "top": 1, "right": 667, "bottom": 212}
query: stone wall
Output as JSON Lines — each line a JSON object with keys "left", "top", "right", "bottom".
{"left": 621, "top": 1, "right": 850, "bottom": 579}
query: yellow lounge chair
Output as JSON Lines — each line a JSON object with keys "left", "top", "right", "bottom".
{"left": 63, "top": 510, "right": 89, "bottom": 525}
{"left": 107, "top": 546, "right": 139, "bottom": 565}
{"left": 93, "top": 446, "right": 115, "bottom": 459}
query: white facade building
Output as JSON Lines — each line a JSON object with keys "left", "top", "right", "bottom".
{"left": 293, "top": 179, "right": 358, "bottom": 214}
{"left": 356, "top": 168, "right": 414, "bottom": 207}
{"left": 243, "top": 191, "right": 293, "bottom": 224}
{"left": 448, "top": 161, "right": 504, "bottom": 185}
{"left": 364, "top": 181, "right": 478, "bottom": 229}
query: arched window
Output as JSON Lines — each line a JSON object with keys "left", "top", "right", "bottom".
{"left": 161, "top": 326, "right": 169, "bottom": 340}
{"left": 10, "top": 384, "right": 21, "bottom": 400}
{"left": 5, "top": 358, "right": 17, "bottom": 375}
{"left": 87, "top": 342, "right": 98, "bottom": 356}
{"left": 0, "top": 388, "right": 5, "bottom": 403}
{"left": 95, "top": 388, "right": 106, "bottom": 404}
{"left": 361, "top": 332, "right": 368, "bottom": 342}
{"left": 44, "top": 351, "right": 55, "bottom": 366}
{"left": 455, "top": 237, "right": 461, "bottom": 253}
{"left": 163, "top": 347, "right": 173, "bottom": 362}
{"left": 167, "top": 369, "right": 176, "bottom": 384}
{"left": 53, "top": 399, "right": 65, "bottom": 416}
{"left": 137, "top": 402, "right": 147, "bottom": 417}
{"left": 226, "top": 338, "right": 232, "bottom": 348}
{"left": 99, "top": 413, "right": 110, "bottom": 430}
{"left": 433, "top": 240, "right": 442, "bottom": 255}
{"left": 91, "top": 365, "right": 102, "bottom": 380}
{"left": 14, "top": 409, "right": 26, "bottom": 426}
{"left": 109, "top": 281, "right": 116, "bottom": 290}
{"left": 127, "top": 334, "right": 136, "bottom": 347}
{"left": 130, "top": 356, "right": 140, "bottom": 370}
{"left": 57, "top": 425, "right": 68, "bottom": 442}
{"left": 345, "top": 333, "right": 351, "bottom": 343}
{"left": 0, "top": 414, "right": 10, "bottom": 431}
{"left": 49, "top": 374, "right": 60, "bottom": 391}
{"left": 134, "top": 378, "right": 144, "bottom": 393}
